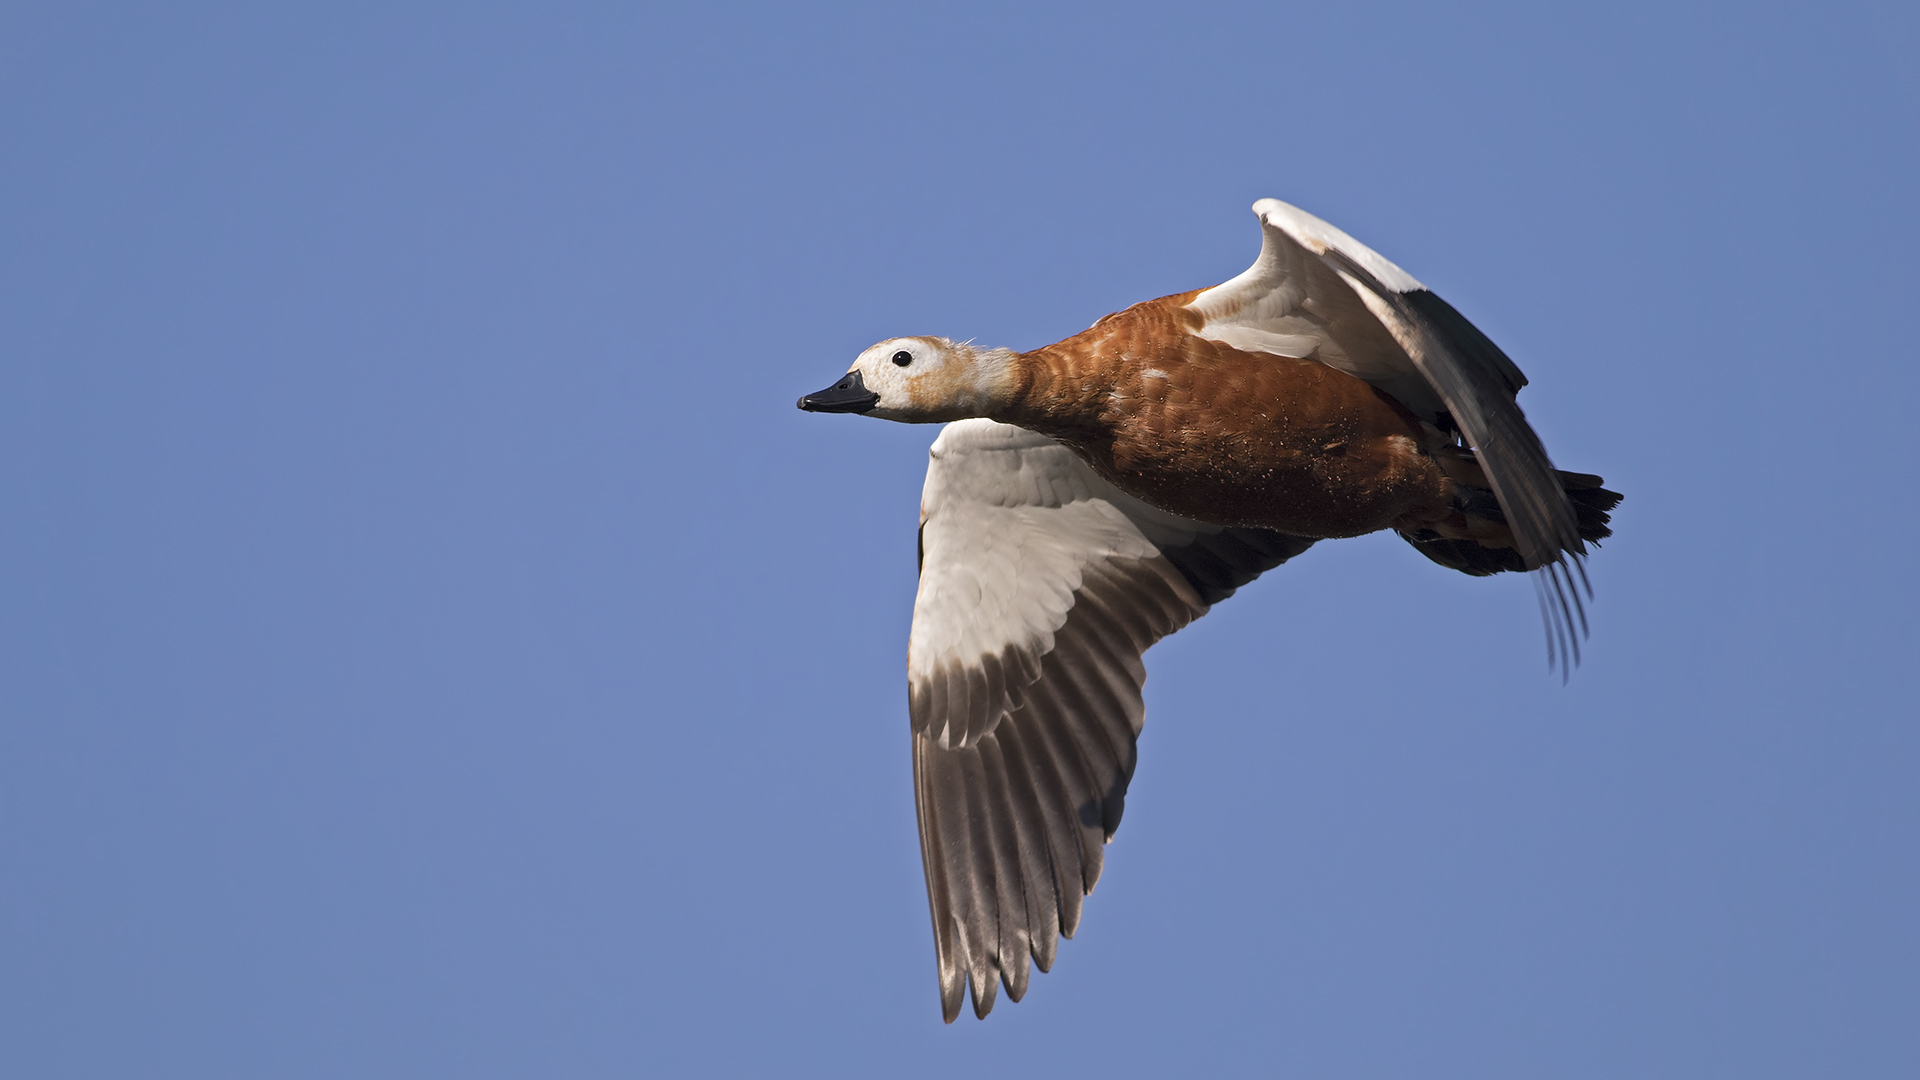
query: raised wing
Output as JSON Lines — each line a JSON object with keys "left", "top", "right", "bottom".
{"left": 909, "top": 419, "right": 1314, "bottom": 1021}
{"left": 1189, "top": 199, "right": 1592, "bottom": 670}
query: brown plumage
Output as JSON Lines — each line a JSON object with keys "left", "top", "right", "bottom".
{"left": 997, "top": 290, "right": 1459, "bottom": 540}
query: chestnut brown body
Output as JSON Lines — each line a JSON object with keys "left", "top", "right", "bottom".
{"left": 996, "top": 292, "right": 1456, "bottom": 539}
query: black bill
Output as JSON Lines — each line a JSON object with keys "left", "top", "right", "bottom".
{"left": 796, "top": 369, "right": 880, "bottom": 413}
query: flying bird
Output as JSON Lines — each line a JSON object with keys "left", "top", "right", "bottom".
{"left": 797, "top": 198, "right": 1621, "bottom": 1022}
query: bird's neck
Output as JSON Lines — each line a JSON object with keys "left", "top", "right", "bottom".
{"left": 989, "top": 346, "right": 1117, "bottom": 444}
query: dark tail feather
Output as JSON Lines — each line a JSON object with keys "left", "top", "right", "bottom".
{"left": 1400, "top": 470, "right": 1622, "bottom": 678}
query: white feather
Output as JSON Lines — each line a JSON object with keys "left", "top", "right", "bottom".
{"left": 1187, "top": 199, "right": 1447, "bottom": 423}
{"left": 907, "top": 420, "right": 1213, "bottom": 688}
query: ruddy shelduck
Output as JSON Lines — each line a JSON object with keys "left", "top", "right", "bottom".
{"left": 799, "top": 199, "right": 1621, "bottom": 1022}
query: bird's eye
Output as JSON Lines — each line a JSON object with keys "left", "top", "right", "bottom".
{"left": 892, "top": 350, "right": 913, "bottom": 366}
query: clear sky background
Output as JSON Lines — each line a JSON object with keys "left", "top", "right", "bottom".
{"left": 3, "top": 3, "right": 1916, "bottom": 1076}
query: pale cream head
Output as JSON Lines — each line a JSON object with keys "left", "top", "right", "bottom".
{"left": 843, "top": 336, "right": 1018, "bottom": 424}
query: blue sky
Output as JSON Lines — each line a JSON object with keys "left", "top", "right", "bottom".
{"left": 2, "top": 3, "right": 1916, "bottom": 1076}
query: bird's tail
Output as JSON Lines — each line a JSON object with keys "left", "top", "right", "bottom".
{"left": 1398, "top": 450, "right": 1621, "bottom": 674}
{"left": 1398, "top": 449, "right": 1620, "bottom": 577}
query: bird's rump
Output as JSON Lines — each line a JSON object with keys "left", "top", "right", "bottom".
{"left": 1187, "top": 199, "right": 1612, "bottom": 671}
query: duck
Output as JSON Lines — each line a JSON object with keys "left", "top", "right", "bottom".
{"left": 797, "top": 198, "right": 1621, "bottom": 1022}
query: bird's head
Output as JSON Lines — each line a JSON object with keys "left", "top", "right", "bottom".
{"left": 797, "top": 336, "right": 1016, "bottom": 423}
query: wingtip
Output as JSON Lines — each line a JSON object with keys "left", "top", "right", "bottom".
{"left": 1533, "top": 555, "right": 1595, "bottom": 684}
{"left": 939, "top": 972, "right": 964, "bottom": 1024}
{"left": 1005, "top": 960, "right": 1029, "bottom": 1003}
{"left": 969, "top": 972, "right": 998, "bottom": 1020}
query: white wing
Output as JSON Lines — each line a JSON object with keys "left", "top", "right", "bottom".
{"left": 1191, "top": 199, "right": 1592, "bottom": 666}
{"left": 908, "top": 418, "right": 1315, "bottom": 1021}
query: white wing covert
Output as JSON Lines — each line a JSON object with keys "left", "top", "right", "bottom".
{"left": 1190, "top": 199, "right": 1593, "bottom": 668}
{"left": 908, "top": 419, "right": 1314, "bottom": 1021}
